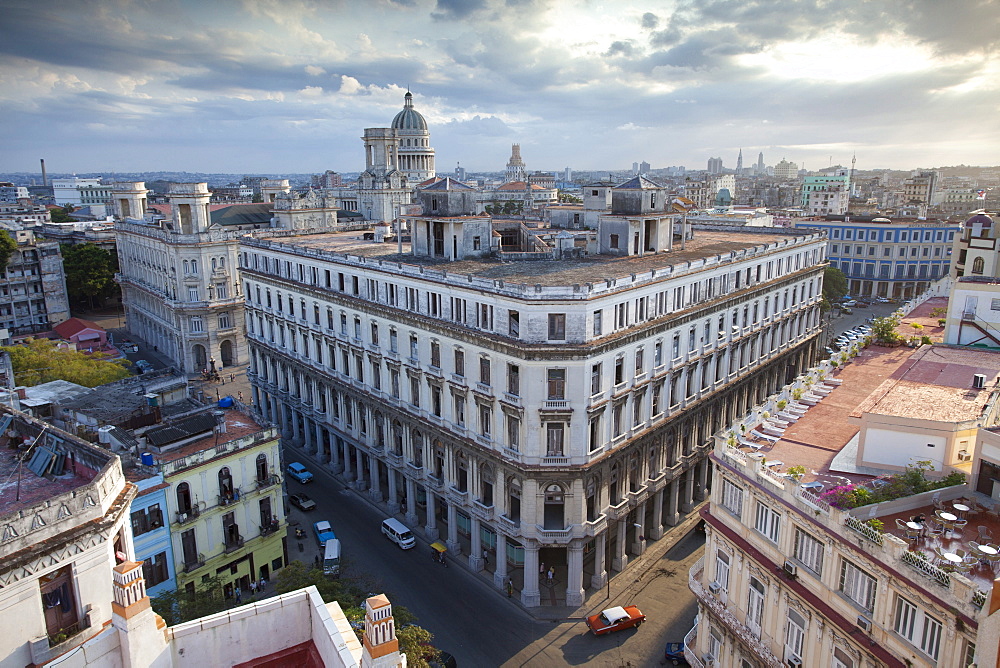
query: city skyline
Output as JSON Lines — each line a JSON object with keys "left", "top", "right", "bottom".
{"left": 1, "top": 0, "right": 997, "bottom": 174}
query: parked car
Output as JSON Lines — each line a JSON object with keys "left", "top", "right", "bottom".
{"left": 313, "top": 520, "right": 336, "bottom": 548}
{"left": 586, "top": 605, "right": 646, "bottom": 635}
{"left": 855, "top": 301, "right": 870, "bottom": 308}
{"left": 875, "top": 296, "right": 891, "bottom": 303}
{"left": 286, "top": 462, "right": 314, "bottom": 484}
{"left": 120, "top": 343, "right": 139, "bottom": 353}
{"left": 134, "top": 359, "right": 153, "bottom": 373}
{"left": 289, "top": 492, "right": 316, "bottom": 511}
{"left": 841, "top": 299, "right": 857, "bottom": 307}
{"left": 841, "top": 307, "right": 853, "bottom": 315}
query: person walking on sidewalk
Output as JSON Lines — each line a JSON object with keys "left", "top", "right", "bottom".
{"left": 546, "top": 566, "right": 555, "bottom": 585}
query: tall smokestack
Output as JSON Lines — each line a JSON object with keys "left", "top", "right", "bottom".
{"left": 40, "top": 159, "right": 47, "bottom": 187}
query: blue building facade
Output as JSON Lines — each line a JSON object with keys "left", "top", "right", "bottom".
{"left": 796, "top": 218, "right": 960, "bottom": 299}
{"left": 130, "top": 473, "right": 177, "bottom": 597}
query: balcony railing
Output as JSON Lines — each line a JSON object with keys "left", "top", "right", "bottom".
{"left": 223, "top": 534, "right": 245, "bottom": 553}
{"left": 256, "top": 474, "right": 280, "bottom": 491}
{"left": 174, "top": 507, "right": 200, "bottom": 525}
{"left": 182, "top": 553, "right": 206, "bottom": 573}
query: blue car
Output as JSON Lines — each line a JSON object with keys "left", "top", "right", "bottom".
{"left": 313, "top": 520, "right": 336, "bottom": 548}
{"left": 286, "top": 462, "right": 313, "bottom": 484}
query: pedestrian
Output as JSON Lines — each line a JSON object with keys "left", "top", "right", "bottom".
{"left": 221, "top": 377, "right": 225, "bottom": 385}
{"left": 250, "top": 580, "right": 257, "bottom": 595}
{"left": 259, "top": 577, "right": 266, "bottom": 590}
{"left": 546, "top": 566, "right": 554, "bottom": 585}
{"left": 231, "top": 373, "right": 235, "bottom": 382}
{"left": 506, "top": 579, "right": 513, "bottom": 598}
{"left": 483, "top": 549, "right": 489, "bottom": 566}
{"left": 235, "top": 586, "right": 242, "bottom": 604}
{"left": 238, "top": 391, "right": 244, "bottom": 402}
{"left": 539, "top": 561, "right": 545, "bottom": 575}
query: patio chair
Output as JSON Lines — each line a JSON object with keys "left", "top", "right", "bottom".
{"left": 739, "top": 438, "right": 766, "bottom": 452}
{"left": 955, "top": 548, "right": 967, "bottom": 560}
{"left": 825, "top": 377, "right": 843, "bottom": 385}
{"left": 977, "top": 526, "right": 993, "bottom": 543}
{"left": 895, "top": 519, "right": 909, "bottom": 531}
{"left": 926, "top": 522, "right": 944, "bottom": 538}
{"left": 953, "top": 561, "right": 973, "bottom": 575}
{"left": 750, "top": 429, "right": 780, "bottom": 444}
{"left": 953, "top": 519, "right": 969, "bottom": 536}
{"left": 932, "top": 498, "right": 946, "bottom": 511}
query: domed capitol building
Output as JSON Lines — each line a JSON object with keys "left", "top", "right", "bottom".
{"left": 392, "top": 91, "right": 435, "bottom": 183}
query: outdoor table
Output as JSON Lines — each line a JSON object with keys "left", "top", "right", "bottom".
{"left": 937, "top": 512, "right": 958, "bottom": 522}
{"left": 905, "top": 522, "right": 922, "bottom": 532}
{"left": 977, "top": 545, "right": 998, "bottom": 556}
{"left": 942, "top": 553, "right": 962, "bottom": 564}
{"left": 953, "top": 503, "right": 970, "bottom": 514}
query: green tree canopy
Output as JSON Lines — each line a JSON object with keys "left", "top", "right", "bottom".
{"left": 49, "top": 206, "right": 77, "bottom": 224}
{"left": 0, "top": 231, "right": 16, "bottom": 273}
{"left": 3, "top": 337, "right": 132, "bottom": 387}
{"left": 822, "top": 266, "right": 848, "bottom": 303}
{"left": 61, "top": 243, "right": 120, "bottom": 308}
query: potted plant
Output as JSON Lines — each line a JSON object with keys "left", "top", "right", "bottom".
{"left": 776, "top": 399, "right": 788, "bottom": 410}
{"left": 787, "top": 465, "right": 807, "bottom": 482}
{"left": 792, "top": 388, "right": 804, "bottom": 400}
{"left": 865, "top": 518, "right": 885, "bottom": 533}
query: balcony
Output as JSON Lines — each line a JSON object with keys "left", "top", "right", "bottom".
{"left": 182, "top": 553, "right": 206, "bottom": 573}
{"left": 174, "top": 507, "right": 200, "bottom": 525}
{"left": 426, "top": 474, "right": 444, "bottom": 489}
{"left": 223, "top": 534, "right": 245, "bottom": 554}
{"left": 683, "top": 623, "right": 703, "bottom": 668}
{"left": 255, "top": 474, "right": 279, "bottom": 491}
{"left": 472, "top": 499, "right": 494, "bottom": 521}
{"left": 260, "top": 520, "right": 281, "bottom": 537}
{"left": 605, "top": 498, "right": 629, "bottom": 521}
{"left": 498, "top": 514, "right": 520, "bottom": 532}
{"left": 534, "top": 525, "right": 574, "bottom": 544}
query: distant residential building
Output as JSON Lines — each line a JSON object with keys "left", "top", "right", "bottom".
{"left": 904, "top": 170, "right": 939, "bottom": 206}
{"left": 0, "top": 230, "right": 70, "bottom": 335}
{"left": 52, "top": 177, "right": 104, "bottom": 205}
{"left": 937, "top": 188, "right": 980, "bottom": 218}
{"left": 639, "top": 161, "right": 651, "bottom": 175}
{"left": 945, "top": 212, "right": 1000, "bottom": 347}
{"left": 312, "top": 170, "right": 344, "bottom": 189}
{"left": 774, "top": 158, "right": 798, "bottom": 180}
{"left": 707, "top": 157, "right": 723, "bottom": 174}
{"left": 795, "top": 216, "right": 959, "bottom": 299}
{"left": 0, "top": 182, "right": 29, "bottom": 202}
{"left": 801, "top": 170, "right": 850, "bottom": 215}
{"left": 0, "top": 201, "right": 51, "bottom": 225}
{"left": 564, "top": 167, "right": 572, "bottom": 182}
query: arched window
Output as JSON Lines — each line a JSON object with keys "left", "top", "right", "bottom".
{"left": 256, "top": 454, "right": 268, "bottom": 482}
{"left": 211, "top": 257, "right": 217, "bottom": 271}
{"left": 176, "top": 482, "right": 192, "bottom": 515}
{"left": 972, "top": 257, "right": 985, "bottom": 274}
{"left": 219, "top": 257, "right": 225, "bottom": 269}
{"left": 219, "top": 467, "right": 234, "bottom": 502}
{"left": 182, "top": 260, "right": 189, "bottom": 274}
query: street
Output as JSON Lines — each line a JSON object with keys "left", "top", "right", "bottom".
{"left": 283, "top": 441, "right": 703, "bottom": 668}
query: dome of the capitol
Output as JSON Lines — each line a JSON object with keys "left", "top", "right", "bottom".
{"left": 391, "top": 92, "right": 428, "bottom": 131}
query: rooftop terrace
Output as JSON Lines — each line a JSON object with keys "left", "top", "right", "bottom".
{"left": 245, "top": 226, "right": 821, "bottom": 288}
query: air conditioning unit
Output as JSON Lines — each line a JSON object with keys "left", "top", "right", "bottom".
{"left": 783, "top": 561, "right": 798, "bottom": 577}
{"left": 787, "top": 657, "right": 803, "bottom": 668}
{"left": 857, "top": 616, "right": 873, "bottom": 633}
{"left": 958, "top": 450, "right": 973, "bottom": 462}
{"left": 973, "top": 373, "right": 986, "bottom": 389}
{"left": 708, "top": 581, "right": 722, "bottom": 594}
{"left": 702, "top": 653, "right": 716, "bottom": 665}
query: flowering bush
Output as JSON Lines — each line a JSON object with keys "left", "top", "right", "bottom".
{"left": 818, "top": 463, "right": 967, "bottom": 509}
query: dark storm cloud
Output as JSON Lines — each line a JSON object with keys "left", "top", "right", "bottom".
{"left": 640, "top": 12, "right": 659, "bottom": 30}
{"left": 605, "top": 41, "right": 637, "bottom": 58}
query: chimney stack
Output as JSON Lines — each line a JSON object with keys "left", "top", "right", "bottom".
{"left": 40, "top": 159, "right": 47, "bottom": 187}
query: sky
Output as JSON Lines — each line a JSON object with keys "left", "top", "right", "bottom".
{"left": 1, "top": 0, "right": 998, "bottom": 176}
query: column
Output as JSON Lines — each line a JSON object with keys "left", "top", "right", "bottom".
{"left": 355, "top": 449, "right": 365, "bottom": 489}
{"left": 650, "top": 489, "right": 665, "bottom": 540}
{"left": 631, "top": 501, "right": 647, "bottom": 555}
{"left": 566, "top": 543, "right": 585, "bottom": 607}
{"left": 387, "top": 469, "right": 400, "bottom": 515}
{"left": 446, "top": 503, "right": 459, "bottom": 553}
{"left": 665, "top": 479, "right": 680, "bottom": 526}
{"left": 493, "top": 533, "right": 508, "bottom": 589}
{"left": 303, "top": 417, "right": 314, "bottom": 454}
{"left": 590, "top": 530, "right": 607, "bottom": 589}
{"left": 696, "top": 459, "right": 709, "bottom": 501}
{"left": 425, "top": 491, "right": 439, "bottom": 540}
{"left": 290, "top": 410, "right": 301, "bottom": 445}
{"left": 468, "top": 517, "right": 483, "bottom": 571}
{"left": 342, "top": 440, "right": 353, "bottom": 481}
{"left": 328, "top": 430, "right": 341, "bottom": 472}
{"left": 368, "top": 455, "right": 381, "bottom": 501}
{"left": 253, "top": 387, "right": 265, "bottom": 419}
{"left": 405, "top": 477, "right": 418, "bottom": 526}
{"left": 277, "top": 399, "right": 289, "bottom": 440}
{"left": 314, "top": 422, "right": 327, "bottom": 462}
{"left": 521, "top": 543, "right": 540, "bottom": 607}
{"left": 612, "top": 520, "right": 628, "bottom": 572}
{"left": 682, "top": 471, "right": 696, "bottom": 512}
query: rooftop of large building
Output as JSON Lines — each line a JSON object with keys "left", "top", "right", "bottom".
{"left": 146, "top": 406, "right": 271, "bottom": 468}
{"left": 248, "top": 226, "right": 819, "bottom": 287}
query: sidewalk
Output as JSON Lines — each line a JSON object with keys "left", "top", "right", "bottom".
{"left": 284, "top": 439, "right": 704, "bottom": 621}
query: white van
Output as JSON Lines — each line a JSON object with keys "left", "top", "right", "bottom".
{"left": 381, "top": 518, "right": 415, "bottom": 549}
{"left": 323, "top": 539, "right": 341, "bottom": 577}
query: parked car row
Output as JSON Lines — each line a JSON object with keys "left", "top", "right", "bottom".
{"left": 830, "top": 324, "right": 872, "bottom": 352}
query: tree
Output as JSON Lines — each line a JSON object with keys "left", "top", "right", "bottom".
{"left": 61, "top": 243, "right": 120, "bottom": 308}
{"left": 871, "top": 314, "right": 902, "bottom": 346}
{"left": 822, "top": 266, "right": 848, "bottom": 303}
{"left": 0, "top": 231, "right": 16, "bottom": 273}
{"left": 151, "top": 575, "right": 230, "bottom": 626}
{"left": 3, "top": 338, "right": 132, "bottom": 386}
{"left": 49, "top": 206, "right": 77, "bottom": 224}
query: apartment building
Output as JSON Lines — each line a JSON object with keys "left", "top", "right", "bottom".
{"left": 0, "top": 229, "right": 70, "bottom": 335}
{"left": 945, "top": 212, "right": 1000, "bottom": 348}
{"left": 796, "top": 217, "right": 959, "bottom": 299}
{"left": 801, "top": 171, "right": 850, "bottom": 216}
{"left": 240, "top": 178, "right": 826, "bottom": 606}
{"left": 686, "top": 338, "right": 1000, "bottom": 668}
{"left": 0, "top": 406, "right": 138, "bottom": 666}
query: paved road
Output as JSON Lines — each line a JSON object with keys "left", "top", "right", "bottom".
{"left": 822, "top": 301, "right": 899, "bottom": 346}
{"left": 282, "top": 443, "right": 703, "bottom": 667}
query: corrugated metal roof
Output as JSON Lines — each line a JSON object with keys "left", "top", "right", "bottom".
{"left": 144, "top": 412, "right": 218, "bottom": 448}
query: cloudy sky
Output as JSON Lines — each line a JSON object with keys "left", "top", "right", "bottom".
{"left": 2, "top": 0, "right": 997, "bottom": 175}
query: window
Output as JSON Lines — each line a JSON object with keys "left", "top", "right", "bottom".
{"left": 218, "top": 312, "right": 231, "bottom": 329}
{"left": 614, "top": 356, "right": 624, "bottom": 385}
{"left": 479, "top": 405, "right": 492, "bottom": 436}
{"left": 715, "top": 550, "right": 730, "bottom": 591}
{"left": 634, "top": 348, "right": 644, "bottom": 375}
{"left": 547, "top": 369, "right": 566, "bottom": 400}
{"left": 833, "top": 647, "right": 855, "bottom": 668}
{"left": 612, "top": 402, "right": 624, "bottom": 437}
{"left": 721, "top": 478, "right": 743, "bottom": 516}
{"left": 785, "top": 609, "right": 806, "bottom": 663}
{"left": 610, "top": 233, "right": 619, "bottom": 249}
{"left": 588, "top": 416, "right": 602, "bottom": 452}
{"left": 454, "top": 396, "right": 465, "bottom": 425}
{"left": 591, "top": 363, "right": 602, "bottom": 395}
{"left": 593, "top": 310, "right": 602, "bottom": 336}
{"left": 754, "top": 501, "right": 780, "bottom": 543}
{"left": 654, "top": 341, "right": 663, "bottom": 366}
{"left": 389, "top": 328, "right": 398, "bottom": 353}
{"left": 548, "top": 313, "right": 566, "bottom": 340}
{"left": 190, "top": 316, "right": 204, "bottom": 333}
{"left": 409, "top": 334, "right": 418, "bottom": 359}
{"left": 430, "top": 341, "right": 441, "bottom": 368}
{"left": 546, "top": 423, "right": 564, "bottom": 456}
{"left": 187, "top": 287, "right": 199, "bottom": 301}
{"left": 893, "top": 596, "right": 942, "bottom": 660}
{"left": 747, "top": 578, "right": 765, "bottom": 638}
{"left": 507, "top": 363, "right": 519, "bottom": 395}
{"left": 454, "top": 349, "right": 465, "bottom": 376}
{"left": 839, "top": 559, "right": 877, "bottom": 612}
{"left": 131, "top": 504, "right": 164, "bottom": 536}
{"left": 142, "top": 551, "right": 170, "bottom": 587}
{"left": 509, "top": 310, "right": 520, "bottom": 337}
{"left": 506, "top": 414, "right": 519, "bottom": 451}
{"left": 793, "top": 528, "right": 824, "bottom": 574}
{"left": 479, "top": 356, "right": 490, "bottom": 385}
{"left": 972, "top": 257, "right": 985, "bottom": 274}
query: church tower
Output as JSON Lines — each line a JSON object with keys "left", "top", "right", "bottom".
{"left": 506, "top": 144, "right": 526, "bottom": 183}
{"left": 357, "top": 128, "right": 410, "bottom": 224}
{"left": 361, "top": 594, "right": 407, "bottom": 668}
{"left": 736, "top": 148, "right": 743, "bottom": 175}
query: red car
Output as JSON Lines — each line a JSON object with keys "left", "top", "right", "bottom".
{"left": 586, "top": 605, "right": 646, "bottom": 635}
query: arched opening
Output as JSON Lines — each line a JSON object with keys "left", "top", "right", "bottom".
{"left": 220, "top": 340, "right": 234, "bottom": 367}
{"left": 192, "top": 344, "right": 207, "bottom": 371}
{"left": 176, "top": 482, "right": 193, "bottom": 516}
{"left": 219, "top": 467, "right": 234, "bottom": 504}
{"left": 455, "top": 452, "right": 468, "bottom": 492}
{"left": 255, "top": 454, "right": 268, "bottom": 483}
{"left": 433, "top": 440, "right": 445, "bottom": 480}
{"left": 507, "top": 477, "right": 521, "bottom": 524}
{"left": 480, "top": 464, "right": 494, "bottom": 506}
{"left": 609, "top": 462, "right": 622, "bottom": 505}
{"left": 392, "top": 421, "right": 403, "bottom": 456}
{"left": 543, "top": 483, "right": 565, "bottom": 530}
